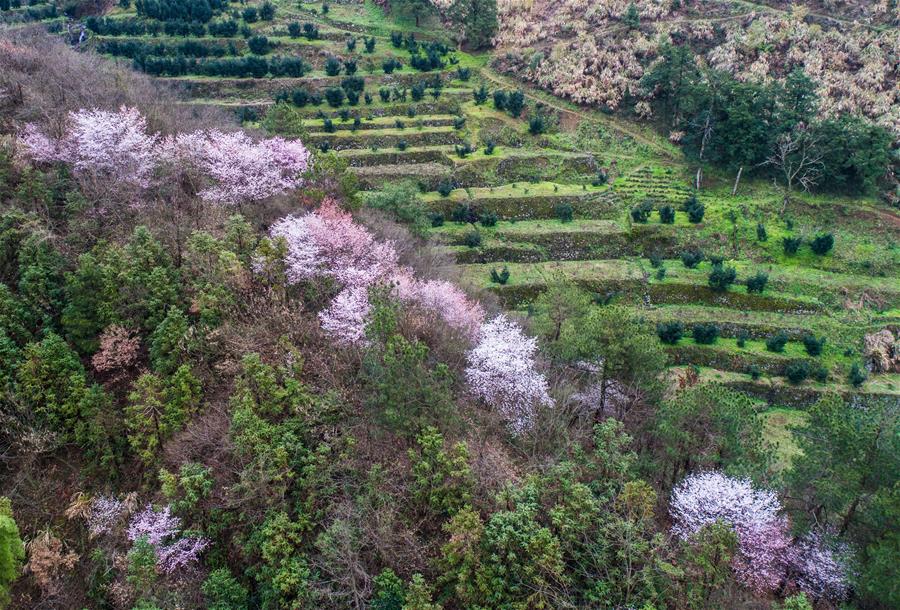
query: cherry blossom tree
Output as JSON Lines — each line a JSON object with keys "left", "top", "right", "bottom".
{"left": 85, "top": 496, "right": 126, "bottom": 539}
{"left": 670, "top": 471, "right": 790, "bottom": 593}
{"left": 191, "top": 130, "right": 311, "bottom": 206}
{"left": 127, "top": 504, "right": 207, "bottom": 574}
{"left": 318, "top": 286, "right": 372, "bottom": 345}
{"left": 20, "top": 106, "right": 159, "bottom": 188}
{"left": 465, "top": 314, "right": 553, "bottom": 434}
{"left": 269, "top": 199, "right": 398, "bottom": 288}
{"left": 392, "top": 271, "right": 484, "bottom": 340}
{"left": 787, "top": 531, "right": 850, "bottom": 601}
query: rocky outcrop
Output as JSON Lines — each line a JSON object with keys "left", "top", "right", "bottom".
{"left": 864, "top": 329, "right": 900, "bottom": 373}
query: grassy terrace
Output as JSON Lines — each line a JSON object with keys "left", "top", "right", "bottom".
{"left": 455, "top": 258, "right": 897, "bottom": 315}
{"left": 421, "top": 182, "right": 606, "bottom": 201}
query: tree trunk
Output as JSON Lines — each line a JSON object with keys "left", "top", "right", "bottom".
{"left": 732, "top": 166, "right": 742, "bottom": 196}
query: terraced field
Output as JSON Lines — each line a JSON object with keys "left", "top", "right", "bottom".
{"left": 7, "top": 0, "right": 897, "bottom": 407}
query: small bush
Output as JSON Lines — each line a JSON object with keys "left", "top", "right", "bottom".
{"left": 747, "top": 365, "right": 762, "bottom": 380}
{"left": 708, "top": 255, "right": 724, "bottom": 267}
{"left": 745, "top": 271, "right": 768, "bottom": 294}
{"left": 707, "top": 263, "right": 737, "bottom": 292}
{"left": 322, "top": 118, "right": 335, "bottom": 133}
{"left": 430, "top": 213, "right": 444, "bottom": 227}
{"left": 802, "top": 335, "right": 825, "bottom": 357}
{"left": 765, "top": 333, "right": 788, "bottom": 353}
{"left": 391, "top": 31, "right": 403, "bottom": 47}
{"left": 453, "top": 117, "right": 466, "bottom": 130}
{"left": 655, "top": 266, "right": 667, "bottom": 280}
{"left": 324, "top": 56, "right": 341, "bottom": 77}
{"left": 680, "top": 249, "right": 704, "bottom": 269}
{"left": 483, "top": 140, "right": 496, "bottom": 155}
{"left": 756, "top": 223, "right": 767, "bottom": 241}
{"left": 456, "top": 67, "right": 470, "bottom": 81}
{"left": 291, "top": 89, "right": 309, "bottom": 107}
{"left": 324, "top": 87, "right": 345, "bottom": 108}
{"left": 783, "top": 237, "right": 802, "bottom": 255}
{"left": 344, "top": 59, "right": 358, "bottom": 75}
{"left": 437, "top": 181, "right": 454, "bottom": 197}
{"left": 346, "top": 36, "right": 357, "bottom": 52}
{"left": 397, "top": 140, "right": 408, "bottom": 151}
{"left": 630, "top": 200, "right": 653, "bottom": 223}
{"left": 379, "top": 88, "right": 390, "bottom": 103}
{"left": 395, "top": 119, "right": 405, "bottom": 129}
{"left": 507, "top": 90, "right": 525, "bottom": 117}
{"left": 288, "top": 22, "right": 301, "bottom": 37}
{"left": 657, "top": 322, "right": 683, "bottom": 345}
{"left": 463, "top": 230, "right": 482, "bottom": 248}
{"left": 492, "top": 90, "right": 507, "bottom": 110}
{"left": 555, "top": 203, "right": 573, "bottom": 223}
{"left": 364, "top": 37, "right": 376, "bottom": 53}
{"left": 490, "top": 266, "right": 510, "bottom": 285}
{"left": 346, "top": 90, "right": 359, "bottom": 105}
{"left": 451, "top": 203, "right": 478, "bottom": 224}
{"left": 812, "top": 365, "right": 828, "bottom": 383}
{"left": 473, "top": 85, "right": 488, "bottom": 105}
{"left": 302, "top": 22, "right": 319, "bottom": 40}
{"left": 382, "top": 58, "right": 401, "bottom": 74}
{"left": 848, "top": 362, "right": 867, "bottom": 387}
{"left": 455, "top": 143, "right": 473, "bottom": 158}
{"left": 810, "top": 233, "right": 834, "bottom": 255}
{"left": 692, "top": 323, "right": 719, "bottom": 345}
{"left": 480, "top": 211, "right": 498, "bottom": 227}
{"left": 736, "top": 330, "right": 749, "bottom": 348}
{"left": 659, "top": 205, "right": 675, "bottom": 224}
{"left": 649, "top": 252, "right": 663, "bottom": 268}
{"left": 247, "top": 35, "right": 269, "bottom": 55}
{"left": 785, "top": 361, "right": 810, "bottom": 384}
{"left": 364, "top": 93, "right": 372, "bottom": 104}
{"left": 411, "top": 82, "right": 426, "bottom": 102}
{"left": 686, "top": 200, "right": 705, "bottom": 223}
{"left": 592, "top": 170, "right": 608, "bottom": 186}
{"left": 528, "top": 114, "right": 546, "bottom": 135}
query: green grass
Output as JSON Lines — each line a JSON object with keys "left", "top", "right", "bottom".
{"left": 761, "top": 408, "right": 807, "bottom": 472}
{"left": 422, "top": 182, "right": 605, "bottom": 201}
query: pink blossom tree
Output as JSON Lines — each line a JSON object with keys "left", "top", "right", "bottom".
{"left": 127, "top": 504, "right": 207, "bottom": 574}
{"left": 670, "top": 471, "right": 791, "bottom": 593}
{"left": 391, "top": 271, "right": 484, "bottom": 341}
{"left": 86, "top": 495, "right": 126, "bottom": 539}
{"left": 318, "top": 286, "right": 372, "bottom": 345}
{"left": 465, "top": 315, "right": 553, "bottom": 434}
{"left": 20, "top": 106, "right": 159, "bottom": 188}
{"left": 786, "top": 532, "right": 850, "bottom": 601}
{"left": 191, "top": 130, "right": 311, "bottom": 206}
{"left": 270, "top": 199, "right": 397, "bottom": 288}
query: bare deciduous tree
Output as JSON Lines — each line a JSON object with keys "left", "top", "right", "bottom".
{"left": 765, "top": 128, "right": 824, "bottom": 213}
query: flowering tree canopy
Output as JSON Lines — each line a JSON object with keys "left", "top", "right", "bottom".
{"left": 19, "top": 107, "right": 311, "bottom": 203}
{"left": 270, "top": 199, "right": 397, "bottom": 288}
{"left": 787, "top": 532, "right": 850, "bottom": 601}
{"left": 670, "top": 471, "right": 789, "bottom": 593}
{"left": 86, "top": 495, "right": 127, "bottom": 539}
{"left": 21, "top": 106, "right": 158, "bottom": 187}
{"left": 127, "top": 504, "right": 207, "bottom": 574}
{"left": 191, "top": 130, "right": 311, "bottom": 206}
{"left": 465, "top": 315, "right": 553, "bottom": 434}
{"left": 318, "top": 286, "right": 372, "bottom": 345}
{"left": 392, "top": 271, "right": 485, "bottom": 341}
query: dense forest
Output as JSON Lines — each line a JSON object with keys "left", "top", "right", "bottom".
{"left": 0, "top": 0, "right": 898, "bottom": 609}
